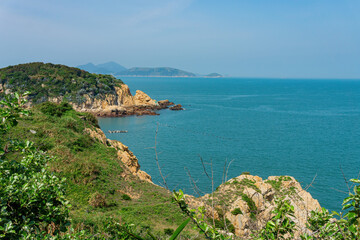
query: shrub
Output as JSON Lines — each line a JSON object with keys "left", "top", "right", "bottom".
{"left": 89, "top": 192, "right": 107, "bottom": 208}
{"left": 164, "top": 228, "right": 174, "bottom": 235}
{"left": 122, "top": 194, "right": 132, "bottom": 201}
{"left": 214, "top": 218, "right": 235, "bottom": 234}
{"left": 80, "top": 112, "right": 100, "bottom": 128}
{"left": 0, "top": 141, "right": 70, "bottom": 238}
{"left": 231, "top": 208, "right": 243, "bottom": 216}
{"left": 241, "top": 193, "right": 257, "bottom": 220}
{"left": 69, "top": 135, "right": 93, "bottom": 152}
{"left": 38, "top": 101, "right": 73, "bottom": 117}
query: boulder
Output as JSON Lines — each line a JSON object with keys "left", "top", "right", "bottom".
{"left": 169, "top": 104, "right": 183, "bottom": 110}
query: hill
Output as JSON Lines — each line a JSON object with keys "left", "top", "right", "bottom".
{"left": 3, "top": 102, "right": 189, "bottom": 236}
{"left": 205, "top": 73, "right": 223, "bottom": 78}
{"left": 77, "top": 61, "right": 127, "bottom": 74}
{"left": 0, "top": 62, "right": 172, "bottom": 117}
{"left": 0, "top": 62, "right": 123, "bottom": 104}
{"left": 117, "top": 67, "right": 196, "bottom": 77}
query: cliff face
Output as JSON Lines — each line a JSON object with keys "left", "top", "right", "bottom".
{"left": 84, "top": 125, "right": 321, "bottom": 238}
{"left": 186, "top": 175, "right": 321, "bottom": 238}
{"left": 0, "top": 63, "right": 174, "bottom": 116}
{"left": 48, "top": 84, "right": 162, "bottom": 117}
{"left": 85, "top": 127, "right": 152, "bottom": 182}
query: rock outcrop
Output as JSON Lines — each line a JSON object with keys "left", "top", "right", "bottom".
{"left": 46, "top": 84, "right": 175, "bottom": 117}
{"left": 84, "top": 127, "right": 152, "bottom": 182}
{"left": 186, "top": 174, "right": 321, "bottom": 238}
{"left": 169, "top": 104, "right": 183, "bottom": 111}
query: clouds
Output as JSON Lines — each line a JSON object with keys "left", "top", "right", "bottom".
{"left": 0, "top": 0, "right": 360, "bottom": 78}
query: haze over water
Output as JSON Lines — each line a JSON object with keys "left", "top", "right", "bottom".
{"left": 99, "top": 77, "right": 360, "bottom": 211}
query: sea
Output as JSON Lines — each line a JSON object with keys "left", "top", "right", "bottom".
{"left": 98, "top": 77, "right": 360, "bottom": 212}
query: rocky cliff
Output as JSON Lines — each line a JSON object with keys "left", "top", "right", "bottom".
{"left": 85, "top": 127, "right": 152, "bottom": 182}
{"left": 186, "top": 174, "right": 321, "bottom": 238}
{"left": 0, "top": 62, "right": 174, "bottom": 116}
{"left": 48, "top": 84, "right": 167, "bottom": 117}
{"left": 83, "top": 125, "right": 322, "bottom": 238}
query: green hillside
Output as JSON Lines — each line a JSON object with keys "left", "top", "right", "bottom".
{"left": 0, "top": 62, "right": 123, "bottom": 104}
{"left": 2, "top": 102, "right": 189, "bottom": 237}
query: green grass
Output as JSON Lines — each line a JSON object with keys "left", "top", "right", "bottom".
{"left": 4, "top": 103, "right": 191, "bottom": 236}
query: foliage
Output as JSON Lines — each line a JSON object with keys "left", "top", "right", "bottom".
{"left": 173, "top": 190, "right": 231, "bottom": 239}
{"left": 214, "top": 218, "right": 235, "bottom": 234}
{"left": 0, "top": 62, "right": 123, "bottom": 104}
{"left": 241, "top": 193, "right": 258, "bottom": 220}
{"left": 231, "top": 208, "right": 242, "bottom": 216}
{"left": 0, "top": 92, "right": 70, "bottom": 239}
{"left": 0, "top": 91, "right": 30, "bottom": 136}
{"left": 164, "top": 228, "right": 174, "bottom": 235}
{"left": 88, "top": 192, "right": 107, "bottom": 208}
{"left": 122, "top": 194, "right": 132, "bottom": 201}
{"left": 301, "top": 178, "right": 360, "bottom": 239}
{"left": 254, "top": 197, "right": 296, "bottom": 240}
{"left": 39, "top": 101, "right": 73, "bottom": 117}
{"left": 3, "top": 96, "right": 190, "bottom": 238}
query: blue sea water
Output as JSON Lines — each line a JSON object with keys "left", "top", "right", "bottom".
{"left": 98, "top": 77, "right": 360, "bottom": 211}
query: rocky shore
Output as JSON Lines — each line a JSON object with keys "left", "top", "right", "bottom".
{"left": 85, "top": 124, "right": 321, "bottom": 239}
{"left": 47, "top": 84, "right": 178, "bottom": 117}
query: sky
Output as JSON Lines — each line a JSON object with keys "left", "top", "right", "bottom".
{"left": 0, "top": 0, "right": 360, "bottom": 78}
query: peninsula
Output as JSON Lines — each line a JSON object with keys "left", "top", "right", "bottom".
{"left": 0, "top": 62, "right": 175, "bottom": 117}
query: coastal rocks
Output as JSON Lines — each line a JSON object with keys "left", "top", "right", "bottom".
{"left": 47, "top": 84, "right": 170, "bottom": 117}
{"left": 133, "top": 90, "right": 157, "bottom": 106}
{"left": 186, "top": 175, "right": 320, "bottom": 238}
{"left": 84, "top": 127, "right": 152, "bottom": 183}
{"left": 158, "top": 99, "right": 174, "bottom": 108}
{"left": 169, "top": 104, "right": 183, "bottom": 110}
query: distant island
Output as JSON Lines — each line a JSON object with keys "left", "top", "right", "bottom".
{"left": 205, "top": 73, "right": 223, "bottom": 78}
{"left": 77, "top": 61, "right": 127, "bottom": 75}
{"left": 77, "top": 62, "right": 223, "bottom": 77}
{"left": 117, "top": 67, "right": 196, "bottom": 77}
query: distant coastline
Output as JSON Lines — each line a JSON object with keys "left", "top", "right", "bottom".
{"left": 77, "top": 62, "right": 223, "bottom": 78}
{"left": 115, "top": 75, "right": 224, "bottom": 78}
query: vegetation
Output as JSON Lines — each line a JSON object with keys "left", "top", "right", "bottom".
{"left": 240, "top": 193, "right": 257, "bottom": 221}
{"left": 253, "top": 198, "right": 296, "bottom": 240}
{"left": 231, "top": 208, "right": 242, "bottom": 216}
{"left": 1, "top": 92, "right": 191, "bottom": 239}
{"left": 0, "top": 62, "right": 123, "bottom": 104}
{"left": 1, "top": 88, "right": 360, "bottom": 239}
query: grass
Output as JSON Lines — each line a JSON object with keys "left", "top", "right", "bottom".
{"left": 4, "top": 103, "right": 192, "bottom": 237}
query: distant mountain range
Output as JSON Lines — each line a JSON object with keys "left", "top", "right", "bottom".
{"left": 77, "top": 62, "right": 223, "bottom": 77}
{"left": 77, "top": 62, "right": 127, "bottom": 75}
{"left": 118, "top": 67, "right": 196, "bottom": 77}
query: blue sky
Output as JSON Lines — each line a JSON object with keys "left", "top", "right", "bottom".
{"left": 0, "top": 0, "right": 359, "bottom": 78}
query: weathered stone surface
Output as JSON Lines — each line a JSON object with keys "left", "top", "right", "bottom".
{"left": 169, "top": 104, "right": 183, "bottom": 110}
{"left": 85, "top": 127, "right": 152, "bottom": 183}
{"left": 133, "top": 90, "right": 157, "bottom": 106}
{"left": 158, "top": 99, "right": 174, "bottom": 108}
{"left": 46, "top": 84, "right": 171, "bottom": 117}
{"left": 186, "top": 175, "right": 321, "bottom": 238}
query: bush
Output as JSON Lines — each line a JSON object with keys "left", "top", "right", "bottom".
{"left": 80, "top": 112, "right": 100, "bottom": 128}
{"left": 164, "top": 228, "right": 174, "bottom": 235}
{"left": 38, "top": 101, "right": 73, "bottom": 117}
{"left": 68, "top": 135, "right": 93, "bottom": 152}
{"left": 214, "top": 218, "right": 235, "bottom": 234}
{"left": 122, "top": 194, "right": 132, "bottom": 201}
{"left": 88, "top": 192, "right": 107, "bottom": 208}
{"left": 0, "top": 141, "right": 70, "bottom": 238}
{"left": 231, "top": 208, "right": 242, "bottom": 215}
